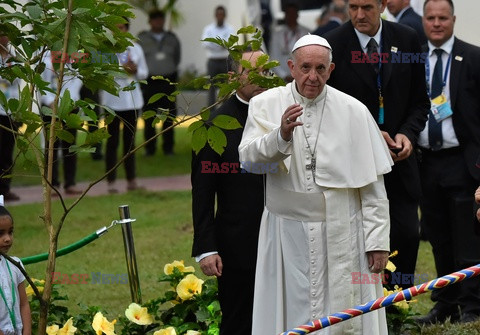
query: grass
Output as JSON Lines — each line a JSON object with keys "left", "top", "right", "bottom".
{"left": 10, "top": 190, "right": 198, "bottom": 319}
{"left": 11, "top": 119, "right": 194, "bottom": 187}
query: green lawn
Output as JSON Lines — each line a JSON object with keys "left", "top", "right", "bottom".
{"left": 11, "top": 190, "right": 198, "bottom": 319}
{"left": 11, "top": 119, "right": 194, "bottom": 187}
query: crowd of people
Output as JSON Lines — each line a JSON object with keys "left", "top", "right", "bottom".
{"left": 1, "top": 1, "right": 480, "bottom": 334}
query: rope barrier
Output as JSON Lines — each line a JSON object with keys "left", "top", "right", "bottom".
{"left": 280, "top": 264, "right": 480, "bottom": 335}
{"left": 20, "top": 218, "right": 136, "bottom": 265}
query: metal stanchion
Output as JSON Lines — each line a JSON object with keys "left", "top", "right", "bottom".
{"left": 119, "top": 205, "right": 142, "bottom": 303}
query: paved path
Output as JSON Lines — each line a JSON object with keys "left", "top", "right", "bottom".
{"left": 6, "top": 174, "right": 191, "bottom": 206}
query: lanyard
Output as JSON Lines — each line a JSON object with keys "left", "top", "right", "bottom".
{"left": 0, "top": 258, "right": 17, "bottom": 330}
{"left": 375, "top": 37, "right": 384, "bottom": 125}
{"left": 425, "top": 51, "right": 452, "bottom": 98}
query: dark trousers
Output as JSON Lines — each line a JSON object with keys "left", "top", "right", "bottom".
{"left": 105, "top": 110, "right": 137, "bottom": 182}
{"left": 207, "top": 58, "right": 228, "bottom": 109}
{"left": 141, "top": 74, "right": 177, "bottom": 155}
{"left": 0, "top": 115, "right": 19, "bottom": 194}
{"left": 217, "top": 264, "right": 256, "bottom": 335}
{"left": 420, "top": 147, "right": 480, "bottom": 314}
{"left": 384, "top": 167, "right": 420, "bottom": 287}
{"left": 42, "top": 115, "right": 78, "bottom": 189}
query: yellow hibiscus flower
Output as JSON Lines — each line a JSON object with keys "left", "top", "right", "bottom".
{"left": 186, "top": 331, "right": 202, "bottom": 335}
{"left": 26, "top": 279, "right": 45, "bottom": 297}
{"left": 153, "top": 326, "right": 177, "bottom": 335}
{"left": 92, "top": 312, "right": 117, "bottom": 335}
{"left": 125, "top": 303, "right": 153, "bottom": 325}
{"left": 176, "top": 274, "right": 204, "bottom": 301}
{"left": 164, "top": 260, "right": 195, "bottom": 275}
{"left": 46, "top": 325, "right": 59, "bottom": 335}
{"left": 58, "top": 318, "right": 77, "bottom": 335}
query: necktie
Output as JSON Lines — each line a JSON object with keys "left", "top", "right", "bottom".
{"left": 367, "top": 38, "right": 379, "bottom": 74}
{"left": 428, "top": 49, "right": 444, "bottom": 150}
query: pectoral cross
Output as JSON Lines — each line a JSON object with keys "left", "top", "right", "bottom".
{"left": 306, "top": 156, "right": 316, "bottom": 182}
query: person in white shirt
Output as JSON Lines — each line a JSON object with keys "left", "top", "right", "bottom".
{"left": 201, "top": 5, "right": 235, "bottom": 109}
{"left": 100, "top": 20, "right": 148, "bottom": 193}
{"left": 41, "top": 50, "right": 84, "bottom": 196}
{"left": 269, "top": 2, "right": 309, "bottom": 82}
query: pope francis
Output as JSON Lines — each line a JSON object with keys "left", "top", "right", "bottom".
{"left": 239, "top": 34, "right": 394, "bottom": 335}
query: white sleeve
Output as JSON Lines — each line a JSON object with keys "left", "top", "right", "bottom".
{"left": 359, "top": 175, "right": 390, "bottom": 252}
{"left": 40, "top": 52, "right": 56, "bottom": 106}
{"left": 133, "top": 44, "right": 149, "bottom": 81}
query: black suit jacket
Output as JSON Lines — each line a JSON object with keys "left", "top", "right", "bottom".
{"left": 324, "top": 20, "right": 430, "bottom": 199}
{"left": 437, "top": 38, "right": 480, "bottom": 181}
{"left": 399, "top": 7, "right": 427, "bottom": 45}
{"left": 191, "top": 95, "right": 264, "bottom": 270}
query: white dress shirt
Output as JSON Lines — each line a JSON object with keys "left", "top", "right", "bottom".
{"left": 418, "top": 35, "right": 459, "bottom": 149}
{"left": 100, "top": 42, "right": 148, "bottom": 111}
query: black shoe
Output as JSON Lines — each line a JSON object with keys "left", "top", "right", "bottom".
{"left": 415, "top": 305, "right": 459, "bottom": 325}
{"left": 459, "top": 312, "right": 480, "bottom": 323}
{"left": 2, "top": 192, "right": 20, "bottom": 201}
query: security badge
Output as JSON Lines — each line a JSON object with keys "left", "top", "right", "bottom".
{"left": 430, "top": 93, "right": 453, "bottom": 122}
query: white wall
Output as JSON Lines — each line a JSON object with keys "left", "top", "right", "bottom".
{"left": 454, "top": 1, "right": 480, "bottom": 46}
{"left": 129, "top": 0, "right": 260, "bottom": 76}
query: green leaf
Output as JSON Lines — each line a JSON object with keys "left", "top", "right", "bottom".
{"left": 56, "top": 128, "right": 75, "bottom": 143}
{"left": 58, "top": 90, "right": 72, "bottom": 119}
{"left": 207, "top": 125, "right": 227, "bottom": 155}
{"left": 237, "top": 25, "right": 258, "bottom": 35}
{"left": 142, "top": 110, "right": 157, "bottom": 120}
{"left": 200, "top": 110, "right": 210, "bottom": 121}
{"left": 0, "top": 90, "right": 7, "bottom": 109}
{"left": 211, "top": 115, "right": 241, "bottom": 130}
{"left": 64, "top": 113, "right": 83, "bottom": 129}
{"left": 25, "top": 4, "right": 42, "bottom": 19}
{"left": 10, "top": 65, "right": 28, "bottom": 81}
{"left": 191, "top": 126, "right": 207, "bottom": 154}
{"left": 256, "top": 54, "right": 269, "bottom": 68}
{"left": 187, "top": 120, "right": 204, "bottom": 133}
{"left": 148, "top": 92, "right": 166, "bottom": 105}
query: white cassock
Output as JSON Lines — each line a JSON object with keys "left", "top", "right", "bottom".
{"left": 239, "top": 82, "right": 393, "bottom": 335}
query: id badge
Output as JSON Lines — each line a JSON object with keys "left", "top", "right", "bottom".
{"left": 430, "top": 94, "right": 453, "bottom": 122}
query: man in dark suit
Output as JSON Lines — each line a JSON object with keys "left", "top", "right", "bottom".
{"left": 323, "top": 0, "right": 430, "bottom": 288}
{"left": 191, "top": 50, "right": 266, "bottom": 335}
{"left": 415, "top": 0, "right": 480, "bottom": 324}
{"left": 387, "top": 0, "right": 427, "bottom": 44}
